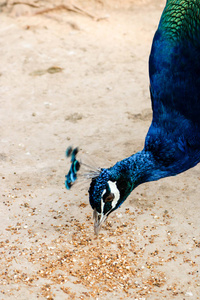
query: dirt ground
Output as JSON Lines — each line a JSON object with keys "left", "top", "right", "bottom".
{"left": 0, "top": 0, "right": 200, "bottom": 299}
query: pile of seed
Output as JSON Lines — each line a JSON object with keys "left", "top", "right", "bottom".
{"left": 0, "top": 192, "right": 199, "bottom": 299}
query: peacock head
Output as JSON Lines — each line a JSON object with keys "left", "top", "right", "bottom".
{"left": 65, "top": 147, "right": 134, "bottom": 235}
{"left": 89, "top": 167, "right": 133, "bottom": 235}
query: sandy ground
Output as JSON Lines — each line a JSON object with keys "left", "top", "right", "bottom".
{"left": 0, "top": 0, "right": 200, "bottom": 299}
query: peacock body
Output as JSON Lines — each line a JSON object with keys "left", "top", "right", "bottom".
{"left": 65, "top": 0, "right": 200, "bottom": 234}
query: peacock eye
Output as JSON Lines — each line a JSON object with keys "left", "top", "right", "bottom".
{"left": 103, "top": 193, "right": 115, "bottom": 203}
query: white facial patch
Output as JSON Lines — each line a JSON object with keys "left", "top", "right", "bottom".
{"left": 108, "top": 181, "right": 120, "bottom": 208}
{"left": 101, "top": 189, "right": 106, "bottom": 214}
{"left": 101, "top": 181, "right": 120, "bottom": 214}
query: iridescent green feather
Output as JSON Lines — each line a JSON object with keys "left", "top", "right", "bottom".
{"left": 159, "top": 0, "right": 200, "bottom": 42}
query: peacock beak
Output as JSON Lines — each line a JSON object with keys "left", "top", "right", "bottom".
{"left": 93, "top": 209, "right": 108, "bottom": 236}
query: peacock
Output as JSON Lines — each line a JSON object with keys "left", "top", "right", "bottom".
{"left": 65, "top": 0, "right": 200, "bottom": 235}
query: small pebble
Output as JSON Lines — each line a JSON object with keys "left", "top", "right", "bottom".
{"left": 185, "top": 291, "right": 193, "bottom": 297}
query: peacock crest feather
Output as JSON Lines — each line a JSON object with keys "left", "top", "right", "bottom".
{"left": 65, "top": 146, "right": 102, "bottom": 190}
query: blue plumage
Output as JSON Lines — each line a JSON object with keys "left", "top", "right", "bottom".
{"left": 65, "top": 0, "right": 200, "bottom": 234}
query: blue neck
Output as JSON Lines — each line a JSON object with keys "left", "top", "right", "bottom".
{"left": 110, "top": 146, "right": 200, "bottom": 191}
{"left": 112, "top": 150, "right": 164, "bottom": 186}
